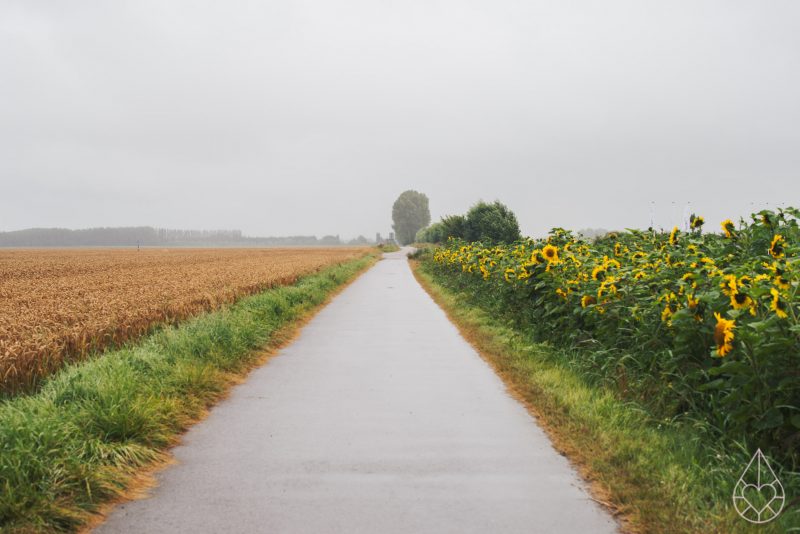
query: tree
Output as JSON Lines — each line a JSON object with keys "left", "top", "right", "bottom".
{"left": 440, "top": 214, "right": 467, "bottom": 240}
{"left": 464, "top": 201, "right": 521, "bottom": 243}
{"left": 392, "top": 190, "right": 431, "bottom": 245}
{"left": 416, "top": 222, "right": 443, "bottom": 243}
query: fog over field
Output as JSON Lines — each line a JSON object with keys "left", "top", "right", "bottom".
{"left": 1, "top": 1, "right": 798, "bottom": 238}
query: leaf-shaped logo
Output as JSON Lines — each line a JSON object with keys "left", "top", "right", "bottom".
{"left": 732, "top": 449, "right": 785, "bottom": 524}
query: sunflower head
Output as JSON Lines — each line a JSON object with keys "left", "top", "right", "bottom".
{"left": 581, "top": 295, "right": 596, "bottom": 308}
{"left": 769, "top": 235, "right": 785, "bottom": 259}
{"left": 713, "top": 312, "right": 735, "bottom": 357}
{"left": 770, "top": 288, "right": 789, "bottom": 319}
{"left": 730, "top": 292, "right": 752, "bottom": 311}
{"left": 591, "top": 265, "right": 606, "bottom": 281}
{"left": 669, "top": 226, "right": 679, "bottom": 246}
{"left": 542, "top": 244, "right": 559, "bottom": 263}
{"left": 774, "top": 274, "right": 790, "bottom": 290}
{"left": 661, "top": 304, "right": 676, "bottom": 324}
{"left": 690, "top": 215, "right": 705, "bottom": 230}
{"left": 721, "top": 219, "right": 735, "bottom": 238}
{"left": 720, "top": 274, "right": 738, "bottom": 296}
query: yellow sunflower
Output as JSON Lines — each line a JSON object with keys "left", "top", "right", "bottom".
{"left": 690, "top": 215, "right": 704, "bottom": 230}
{"left": 720, "top": 274, "right": 738, "bottom": 297}
{"left": 769, "top": 234, "right": 785, "bottom": 259}
{"left": 730, "top": 292, "right": 755, "bottom": 315}
{"left": 581, "top": 295, "right": 596, "bottom": 308}
{"left": 591, "top": 264, "right": 606, "bottom": 281}
{"left": 721, "top": 219, "right": 735, "bottom": 238}
{"left": 661, "top": 303, "right": 676, "bottom": 324}
{"left": 713, "top": 312, "right": 735, "bottom": 357}
{"left": 542, "top": 244, "right": 559, "bottom": 263}
{"left": 770, "top": 288, "right": 789, "bottom": 319}
{"left": 669, "top": 226, "right": 679, "bottom": 245}
{"left": 775, "top": 274, "right": 791, "bottom": 290}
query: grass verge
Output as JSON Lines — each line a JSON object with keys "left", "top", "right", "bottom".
{"left": 0, "top": 253, "right": 377, "bottom": 533}
{"left": 412, "top": 258, "right": 798, "bottom": 533}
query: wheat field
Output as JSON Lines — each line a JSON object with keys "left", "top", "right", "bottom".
{"left": 0, "top": 247, "right": 370, "bottom": 395}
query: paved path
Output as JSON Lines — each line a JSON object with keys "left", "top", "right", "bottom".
{"left": 96, "top": 249, "right": 618, "bottom": 534}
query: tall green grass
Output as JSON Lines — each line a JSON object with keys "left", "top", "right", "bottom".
{"left": 0, "top": 254, "right": 375, "bottom": 533}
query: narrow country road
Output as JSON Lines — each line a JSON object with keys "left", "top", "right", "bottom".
{"left": 95, "top": 249, "right": 618, "bottom": 534}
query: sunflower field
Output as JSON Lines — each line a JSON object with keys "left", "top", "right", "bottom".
{"left": 429, "top": 208, "right": 799, "bottom": 464}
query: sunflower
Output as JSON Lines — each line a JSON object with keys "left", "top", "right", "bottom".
{"left": 769, "top": 234, "right": 785, "bottom": 259}
{"left": 713, "top": 312, "right": 735, "bottom": 357}
{"left": 690, "top": 215, "right": 705, "bottom": 230}
{"left": 661, "top": 303, "right": 676, "bottom": 324}
{"left": 684, "top": 294, "right": 704, "bottom": 321}
{"left": 669, "top": 226, "right": 679, "bottom": 246}
{"left": 720, "top": 274, "right": 738, "bottom": 296}
{"left": 597, "top": 280, "right": 618, "bottom": 298}
{"left": 542, "top": 244, "right": 559, "bottom": 263}
{"left": 730, "top": 292, "right": 755, "bottom": 315}
{"left": 555, "top": 288, "right": 568, "bottom": 299}
{"left": 591, "top": 264, "right": 606, "bottom": 281}
{"left": 721, "top": 219, "right": 735, "bottom": 238}
{"left": 770, "top": 288, "right": 789, "bottom": 319}
{"left": 683, "top": 272, "right": 698, "bottom": 289}
{"left": 775, "top": 274, "right": 791, "bottom": 290}
{"left": 504, "top": 267, "right": 515, "bottom": 282}
{"left": 581, "top": 295, "right": 596, "bottom": 308}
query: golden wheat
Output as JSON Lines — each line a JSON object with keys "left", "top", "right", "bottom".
{"left": 0, "top": 247, "right": 369, "bottom": 394}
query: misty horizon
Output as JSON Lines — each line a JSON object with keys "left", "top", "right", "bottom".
{"left": 2, "top": 1, "right": 799, "bottom": 239}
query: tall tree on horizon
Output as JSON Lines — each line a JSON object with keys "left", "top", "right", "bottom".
{"left": 392, "top": 190, "right": 431, "bottom": 245}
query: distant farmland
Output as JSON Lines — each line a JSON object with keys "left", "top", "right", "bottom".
{"left": 0, "top": 248, "right": 370, "bottom": 395}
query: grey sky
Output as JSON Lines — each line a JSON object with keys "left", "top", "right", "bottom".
{"left": 1, "top": 1, "right": 798, "bottom": 239}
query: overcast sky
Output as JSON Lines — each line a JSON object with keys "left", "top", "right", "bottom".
{"left": 1, "top": 1, "right": 798, "bottom": 239}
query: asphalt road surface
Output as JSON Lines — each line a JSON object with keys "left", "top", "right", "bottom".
{"left": 95, "top": 248, "right": 618, "bottom": 534}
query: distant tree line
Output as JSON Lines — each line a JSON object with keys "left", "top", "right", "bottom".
{"left": 416, "top": 200, "right": 521, "bottom": 244}
{"left": 0, "top": 227, "right": 373, "bottom": 247}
